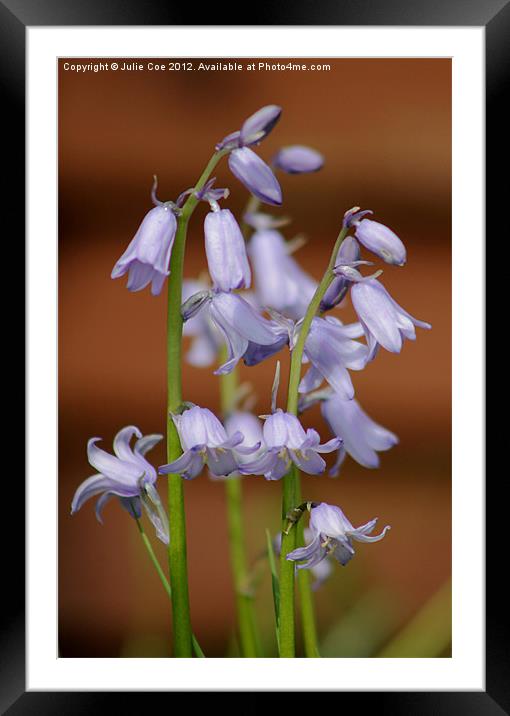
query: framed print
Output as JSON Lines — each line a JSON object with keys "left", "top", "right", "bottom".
{"left": 4, "top": 0, "right": 499, "bottom": 710}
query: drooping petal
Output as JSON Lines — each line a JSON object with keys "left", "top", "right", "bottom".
{"left": 210, "top": 291, "right": 278, "bottom": 346}
{"left": 243, "top": 331, "right": 288, "bottom": 367}
{"left": 134, "top": 433, "right": 163, "bottom": 457}
{"left": 329, "top": 446, "right": 347, "bottom": 477}
{"left": 351, "top": 279, "right": 403, "bottom": 353}
{"left": 125, "top": 261, "right": 155, "bottom": 292}
{"left": 229, "top": 148, "right": 282, "bottom": 205}
{"left": 315, "top": 437, "right": 343, "bottom": 454}
{"left": 299, "top": 365, "right": 324, "bottom": 393}
{"left": 158, "top": 447, "right": 205, "bottom": 480}
{"left": 113, "top": 425, "right": 142, "bottom": 462}
{"left": 87, "top": 438, "right": 143, "bottom": 485}
{"left": 71, "top": 473, "right": 131, "bottom": 514}
{"left": 331, "top": 538, "right": 356, "bottom": 566}
{"left": 272, "top": 145, "right": 324, "bottom": 174}
{"left": 239, "top": 449, "right": 279, "bottom": 476}
{"left": 321, "top": 395, "right": 398, "bottom": 469}
{"left": 206, "top": 447, "right": 239, "bottom": 477}
{"left": 95, "top": 492, "right": 114, "bottom": 524}
{"left": 204, "top": 209, "right": 251, "bottom": 291}
{"left": 286, "top": 533, "right": 327, "bottom": 570}
{"left": 302, "top": 335, "right": 356, "bottom": 399}
{"left": 289, "top": 449, "right": 326, "bottom": 475}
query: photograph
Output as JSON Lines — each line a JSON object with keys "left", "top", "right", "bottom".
{"left": 58, "top": 56, "right": 451, "bottom": 659}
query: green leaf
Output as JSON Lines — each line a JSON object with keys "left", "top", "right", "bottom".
{"left": 192, "top": 634, "right": 206, "bottom": 658}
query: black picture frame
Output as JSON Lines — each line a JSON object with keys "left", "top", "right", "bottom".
{"left": 6, "top": 0, "right": 496, "bottom": 711}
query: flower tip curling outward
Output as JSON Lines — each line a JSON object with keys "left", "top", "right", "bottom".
{"left": 158, "top": 406, "right": 260, "bottom": 480}
{"left": 204, "top": 209, "right": 251, "bottom": 291}
{"left": 286, "top": 502, "right": 390, "bottom": 569}
{"left": 228, "top": 147, "right": 282, "bottom": 206}
{"left": 71, "top": 426, "right": 168, "bottom": 543}
{"left": 111, "top": 203, "right": 178, "bottom": 296}
{"left": 272, "top": 145, "right": 324, "bottom": 174}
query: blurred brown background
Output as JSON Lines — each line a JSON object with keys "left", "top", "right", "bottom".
{"left": 58, "top": 58, "right": 451, "bottom": 658}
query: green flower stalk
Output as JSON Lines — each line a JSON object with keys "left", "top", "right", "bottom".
{"left": 278, "top": 224, "right": 349, "bottom": 657}
{"left": 165, "top": 150, "right": 226, "bottom": 657}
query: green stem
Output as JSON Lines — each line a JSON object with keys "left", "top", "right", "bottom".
{"left": 286, "top": 225, "right": 349, "bottom": 415}
{"left": 166, "top": 149, "right": 227, "bottom": 657}
{"left": 134, "top": 518, "right": 205, "bottom": 657}
{"left": 295, "top": 484, "right": 320, "bottom": 658}
{"left": 278, "top": 224, "right": 349, "bottom": 657}
{"left": 219, "top": 349, "right": 261, "bottom": 657}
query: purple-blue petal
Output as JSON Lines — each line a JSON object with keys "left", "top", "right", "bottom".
{"left": 239, "top": 105, "right": 282, "bottom": 146}
{"left": 229, "top": 148, "right": 282, "bottom": 206}
{"left": 204, "top": 209, "right": 251, "bottom": 291}
{"left": 272, "top": 145, "right": 324, "bottom": 174}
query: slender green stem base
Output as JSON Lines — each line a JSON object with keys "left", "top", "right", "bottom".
{"left": 219, "top": 347, "right": 261, "bottom": 657}
{"left": 278, "top": 465, "right": 299, "bottom": 657}
{"left": 165, "top": 150, "right": 226, "bottom": 657}
{"left": 135, "top": 518, "right": 204, "bottom": 657}
{"left": 225, "top": 477, "right": 261, "bottom": 657}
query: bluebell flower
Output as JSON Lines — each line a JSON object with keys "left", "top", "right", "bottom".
{"left": 272, "top": 145, "right": 324, "bottom": 174}
{"left": 215, "top": 105, "right": 283, "bottom": 205}
{"left": 241, "top": 409, "right": 341, "bottom": 480}
{"left": 158, "top": 406, "right": 260, "bottom": 480}
{"left": 111, "top": 194, "right": 177, "bottom": 296}
{"left": 248, "top": 228, "right": 317, "bottom": 320}
{"left": 204, "top": 209, "right": 251, "bottom": 291}
{"left": 351, "top": 278, "right": 431, "bottom": 359}
{"left": 321, "top": 394, "right": 398, "bottom": 471}
{"left": 297, "top": 316, "right": 369, "bottom": 399}
{"left": 182, "top": 289, "right": 286, "bottom": 374}
{"left": 225, "top": 411, "right": 266, "bottom": 468}
{"left": 228, "top": 148, "right": 282, "bottom": 206}
{"left": 343, "top": 207, "right": 406, "bottom": 266}
{"left": 286, "top": 502, "right": 390, "bottom": 568}
{"left": 71, "top": 426, "right": 168, "bottom": 544}
{"left": 274, "top": 529, "right": 333, "bottom": 590}
{"left": 355, "top": 219, "right": 406, "bottom": 266}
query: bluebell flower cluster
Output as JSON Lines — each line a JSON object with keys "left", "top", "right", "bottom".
{"left": 74, "top": 103, "right": 431, "bottom": 580}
